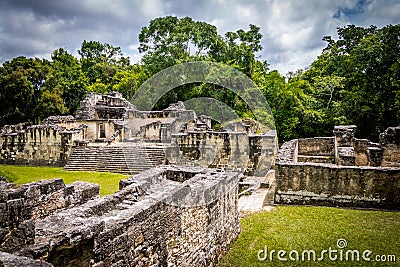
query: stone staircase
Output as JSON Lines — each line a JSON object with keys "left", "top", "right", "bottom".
{"left": 238, "top": 169, "right": 276, "bottom": 215}
{"left": 64, "top": 145, "right": 166, "bottom": 174}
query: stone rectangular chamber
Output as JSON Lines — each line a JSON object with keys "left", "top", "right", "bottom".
{"left": 1, "top": 166, "right": 241, "bottom": 266}
{"left": 274, "top": 125, "right": 400, "bottom": 209}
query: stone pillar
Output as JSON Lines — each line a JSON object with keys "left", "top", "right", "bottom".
{"left": 368, "top": 147, "right": 383, "bottom": 167}
{"left": 353, "top": 139, "right": 369, "bottom": 166}
{"left": 379, "top": 126, "right": 400, "bottom": 167}
{"left": 333, "top": 125, "right": 357, "bottom": 166}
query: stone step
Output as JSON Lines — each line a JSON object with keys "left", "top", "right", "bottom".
{"left": 64, "top": 146, "right": 166, "bottom": 174}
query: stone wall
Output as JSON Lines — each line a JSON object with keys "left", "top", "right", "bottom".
{"left": 75, "top": 92, "right": 134, "bottom": 121}
{"left": 166, "top": 131, "right": 276, "bottom": 176}
{"left": 380, "top": 126, "right": 400, "bottom": 168}
{"left": 0, "top": 251, "right": 52, "bottom": 267}
{"left": 1, "top": 166, "right": 240, "bottom": 266}
{"left": 275, "top": 125, "right": 400, "bottom": 209}
{"left": 275, "top": 162, "right": 400, "bottom": 209}
{"left": 297, "top": 137, "right": 335, "bottom": 164}
{"left": 0, "top": 125, "right": 85, "bottom": 166}
{"left": 123, "top": 109, "right": 196, "bottom": 142}
{"left": 0, "top": 178, "right": 99, "bottom": 254}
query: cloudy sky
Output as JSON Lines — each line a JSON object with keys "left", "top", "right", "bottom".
{"left": 0, "top": 0, "right": 399, "bottom": 74}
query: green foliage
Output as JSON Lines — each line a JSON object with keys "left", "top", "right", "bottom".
{"left": 139, "top": 16, "right": 219, "bottom": 75}
{"left": 0, "top": 18, "right": 398, "bottom": 141}
{"left": 0, "top": 57, "right": 52, "bottom": 125}
{"left": 303, "top": 24, "right": 400, "bottom": 140}
{"left": 50, "top": 48, "right": 88, "bottom": 114}
{"left": 37, "top": 86, "right": 67, "bottom": 120}
{"left": 111, "top": 65, "right": 148, "bottom": 100}
{"left": 138, "top": 16, "right": 268, "bottom": 113}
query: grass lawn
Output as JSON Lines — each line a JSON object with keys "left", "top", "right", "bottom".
{"left": 219, "top": 206, "right": 400, "bottom": 266}
{"left": 0, "top": 165, "right": 129, "bottom": 196}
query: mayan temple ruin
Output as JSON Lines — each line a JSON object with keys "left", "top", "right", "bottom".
{"left": 0, "top": 92, "right": 277, "bottom": 266}
{"left": 275, "top": 125, "right": 400, "bottom": 208}
{"left": 0, "top": 92, "right": 399, "bottom": 266}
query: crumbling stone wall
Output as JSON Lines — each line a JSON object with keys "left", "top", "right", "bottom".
{"left": 123, "top": 108, "right": 196, "bottom": 142}
{"left": 167, "top": 131, "right": 276, "bottom": 176}
{"left": 1, "top": 93, "right": 277, "bottom": 177}
{"left": 275, "top": 125, "right": 400, "bottom": 209}
{"left": 0, "top": 123, "right": 85, "bottom": 166}
{"left": 275, "top": 162, "right": 400, "bottom": 209}
{"left": 0, "top": 178, "right": 99, "bottom": 254}
{"left": 297, "top": 137, "right": 335, "bottom": 164}
{"left": 75, "top": 92, "right": 134, "bottom": 121}
{"left": 380, "top": 126, "right": 400, "bottom": 168}
{"left": 0, "top": 251, "right": 52, "bottom": 267}
{"left": 2, "top": 166, "right": 240, "bottom": 266}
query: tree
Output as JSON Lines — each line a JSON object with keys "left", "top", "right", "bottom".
{"left": 261, "top": 70, "right": 324, "bottom": 141}
{"left": 0, "top": 57, "right": 52, "bottom": 125}
{"left": 49, "top": 48, "right": 88, "bottom": 114}
{"left": 303, "top": 24, "right": 400, "bottom": 140}
{"left": 138, "top": 16, "right": 267, "bottom": 114}
{"left": 138, "top": 16, "right": 219, "bottom": 75}
{"left": 111, "top": 65, "right": 147, "bottom": 100}
{"left": 37, "top": 86, "right": 67, "bottom": 120}
{"left": 210, "top": 24, "right": 263, "bottom": 78}
{"left": 78, "top": 40, "right": 130, "bottom": 86}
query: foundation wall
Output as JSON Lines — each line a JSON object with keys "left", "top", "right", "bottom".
{"left": 275, "top": 162, "right": 400, "bottom": 209}
{"left": 0, "top": 127, "right": 84, "bottom": 166}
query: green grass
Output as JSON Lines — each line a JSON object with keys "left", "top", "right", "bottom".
{"left": 0, "top": 165, "right": 129, "bottom": 196}
{"left": 219, "top": 206, "right": 400, "bottom": 266}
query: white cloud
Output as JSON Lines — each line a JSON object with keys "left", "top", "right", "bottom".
{"left": 0, "top": 0, "right": 398, "bottom": 74}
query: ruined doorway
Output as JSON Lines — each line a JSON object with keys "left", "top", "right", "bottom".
{"left": 99, "top": 123, "right": 106, "bottom": 138}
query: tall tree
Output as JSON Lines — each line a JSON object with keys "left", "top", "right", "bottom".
{"left": 138, "top": 16, "right": 219, "bottom": 75}
{"left": 138, "top": 16, "right": 267, "bottom": 114}
{"left": 0, "top": 57, "right": 52, "bottom": 125}
{"left": 303, "top": 24, "right": 400, "bottom": 140}
{"left": 78, "top": 40, "right": 130, "bottom": 88}
{"left": 49, "top": 48, "right": 88, "bottom": 114}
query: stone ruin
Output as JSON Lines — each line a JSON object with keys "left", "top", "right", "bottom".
{"left": 0, "top": 92, "right": 276, "bottom": 266}
{"left": 275, "top": 125, "right": 400, "bottom": 208}
{"left": 0, "top": 92, "right": 276, "bottom": 177}
{"left": 2, "top": 91, "right": 399, "bottom": 265}
{"left": 0, "top": 166, "right": 240, "bottom": 266}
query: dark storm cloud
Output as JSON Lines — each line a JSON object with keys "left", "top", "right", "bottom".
{"left": 0, "top": 0, "right": 398, "bottom": 74}
{"left": 0, "top": 0, "right": 165, "bottom": 62}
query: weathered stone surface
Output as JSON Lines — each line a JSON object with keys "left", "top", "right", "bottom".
{"left": 0, "top": 251, "right": 53, "bottom": 267}
{"left": 0, "top": 124, "right": 85, "bottom": 166}
{"left": 337, "top": 146, "right": 355, "bottom": 166}
{"left": 276, "top": 139, "right": 298, "bottom": 163}
{"left": 353, "top": 139, "right": 370, "bottom": 166}
{"left": 276, "top": 125, "right": 400, "bottom": 209}
{"left": 0, "top": 179, "right": 99, "bottom": 254}
{"left": 275, "top": 162, "right": 400, "bottom": 209}
{"left": 75, "top": 92, "right": 135, "bottom": 121}
{"left": 333, "top": 125, "right": 357, "bottom": 147}
{"left": 167, "top": 131, "right": 276, "bottom": 177}
{"left": 380, "top": 126, "right": 400, "bottom": 167}
{"left": 298, "top": 137, "right": 335, "bottom": 156}
{"left": 164, "top": 101, "right": 186, "bottom": 111}
{"left": 380, "top": 126, "right": 400, "bottom": 147}
{"left": 1, "top": 92, "right": 276, "bottom": 178}
{"left": 8, "top": 166, "right": 241, "bottom": 266}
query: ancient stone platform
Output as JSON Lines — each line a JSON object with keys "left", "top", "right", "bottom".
{"left": 0, "top": 166, "right": 241, "bottom": 266}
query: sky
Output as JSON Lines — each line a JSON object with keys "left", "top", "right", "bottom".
{"left": 0, "top": 0, "right": 399, "bottom": 75}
